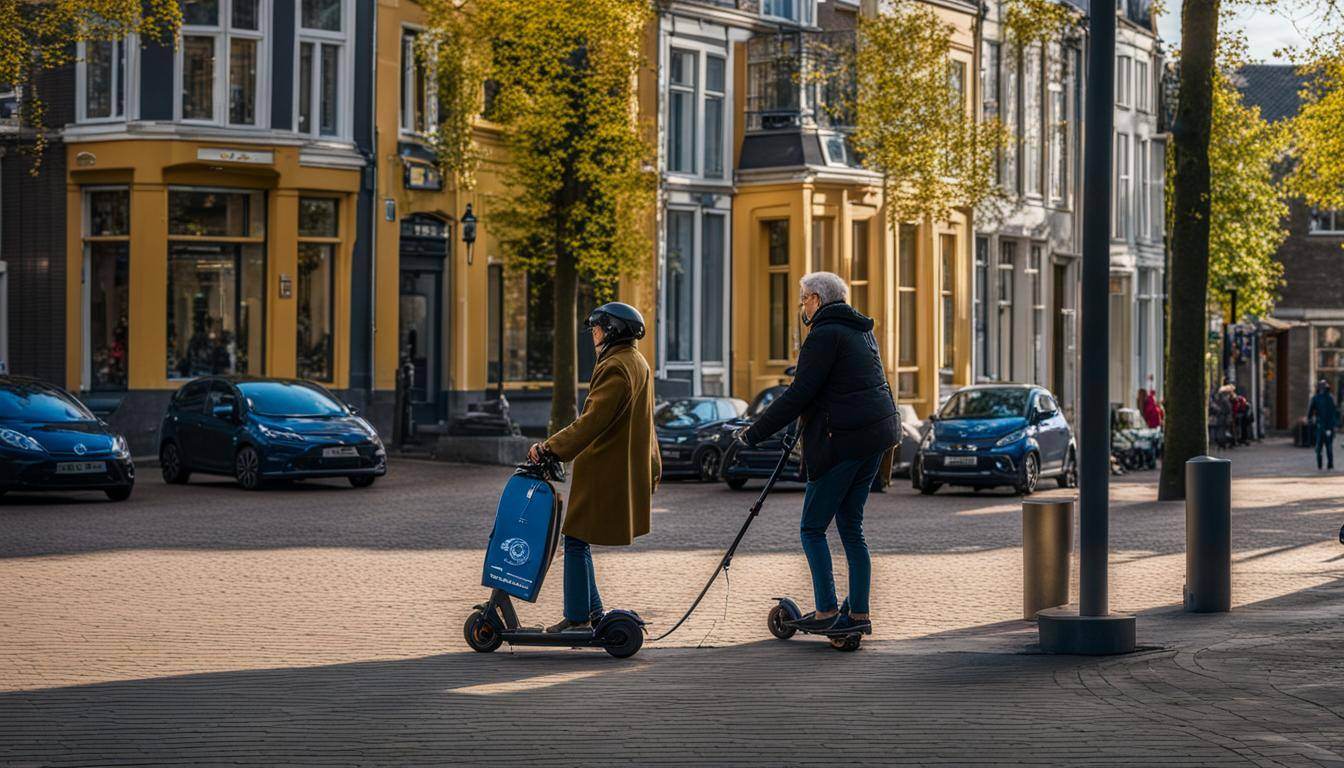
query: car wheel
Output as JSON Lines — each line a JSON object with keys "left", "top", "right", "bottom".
{"left": 1016, "top": 452, "right": 1040, "bottom": 495}
{"left": 1056, "top": 449, "right": 1078, "bottom": 489}
{"left": 349, "top": 475, "right": 377, "bottom": 489}
{"left": 913, "top": 458, "right": 941, "bottom": 495}
{"left": 235, "top": 446, "right": 262, "bottom": 491}
{"left": 726, "top": 477, "right": 748, "bottom": 490}
{"left": 105, "top": 486, "right": 132, "bottom": 502}
{"left": 160, "top": 442, "right": 190, "bottom": 485}
{"left": 695, "top": 448, "right": 722, "bottom": 483}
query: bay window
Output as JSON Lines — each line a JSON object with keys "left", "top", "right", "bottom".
{"left": 297, "top": 0, "right": 349, "bottom": 138}
{"left": 178, "top": 0, "right": 267, "bottom": 126}
{"left": 1023, "top": 44, "right": 1042, "bottom": 197}
{"left": 661, "top": 209, "right": 729, "bottom": 394}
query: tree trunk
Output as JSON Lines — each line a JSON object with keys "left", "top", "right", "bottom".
{"left": 549, "top": 246, "right": 579, "bottom": 436}
{"left": 1158, "top": 0, "right": 1219, "bottom": 501}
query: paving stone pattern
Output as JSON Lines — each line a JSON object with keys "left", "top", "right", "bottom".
{"left": 1, "top": 439, "right": 1342, "bottom": 765}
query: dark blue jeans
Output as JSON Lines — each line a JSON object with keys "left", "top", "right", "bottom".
{"left": 562, "top": 535, "right": 603, "bottom": 622}
{"left": 799, "top": 451, "right": 883, "bottom": 615}
{"left": 1316, "top": 426, "right": 1335, "bottom": 469}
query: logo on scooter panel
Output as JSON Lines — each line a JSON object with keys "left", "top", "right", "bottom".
{"left": 501, "top": 537, "right": 531, "bottom": 566}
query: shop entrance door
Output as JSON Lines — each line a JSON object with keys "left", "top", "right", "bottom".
{"left": 398, "top": 214, "right": 449, "bottom": 427}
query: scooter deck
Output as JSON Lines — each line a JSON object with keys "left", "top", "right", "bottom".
{"left": 789, "top": 624, "right": 871, "bottom": 638}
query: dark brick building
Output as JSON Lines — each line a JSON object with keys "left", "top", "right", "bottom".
{"left": 1, "top": 67, "right": 72, "bottom": 383}
{"left": 1237, "top": 64, "right": 1344, "bottom": 430}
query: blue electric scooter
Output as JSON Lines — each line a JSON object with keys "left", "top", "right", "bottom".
{"left": 463, "top": 456, "right": 646, "bottom": 659}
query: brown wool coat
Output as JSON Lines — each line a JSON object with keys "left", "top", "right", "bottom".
{"left": 544, "top": 342, "right": 660, "bottom": 546}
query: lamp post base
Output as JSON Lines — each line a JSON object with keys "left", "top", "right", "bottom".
{"left": 1037, "top": 607, "right": 1136, "bottom": 655}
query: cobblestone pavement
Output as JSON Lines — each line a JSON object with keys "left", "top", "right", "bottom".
{"left": 1, "top": 439, "right": 1342, "bottom": 765}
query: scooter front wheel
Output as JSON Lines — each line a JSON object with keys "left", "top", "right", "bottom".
{"left": 464, "top": 610, "right": 503, "bottom": 653}
{"left": 600, "top": 617, "right": 644, "bottom": 659}
{"left": 767, "top": 604, "right": 797, "bottom": 640}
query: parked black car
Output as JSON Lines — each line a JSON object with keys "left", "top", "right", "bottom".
{"left": 158, "top": 377, "right": 387, "bottom": 490}
{"left": 656, "top": 397, "right": 749, "bottom": 481}
{"left": 0, "top": 376, "right": 135, "bottom": 501}
{"left": 720, "top": 385, "right": 807, "bottom": 490}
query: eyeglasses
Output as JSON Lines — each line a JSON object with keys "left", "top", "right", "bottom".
{"left": 798, "top": 292, "right": 819, "bottom": 306}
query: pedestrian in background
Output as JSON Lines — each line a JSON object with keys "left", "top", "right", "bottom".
{"left": 738, "top": 272, "right": 900, "bottom": 636}
{"left": 1308, "top": 379, "right": 1338, "bottom": 471}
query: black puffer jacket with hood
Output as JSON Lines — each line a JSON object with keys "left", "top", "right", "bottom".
{"left": 743, "top": 301, "right": 900, "bottom": 480}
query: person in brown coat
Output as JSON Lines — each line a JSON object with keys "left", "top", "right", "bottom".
{"left": 527, "top": 302, "right": 660, "bottom": 633}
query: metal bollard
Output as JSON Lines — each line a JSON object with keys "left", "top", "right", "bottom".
{"left": 1185, "top": 456, "right": 1231, "bottom": 612}
{"left": 1023, "top": 499, "right": 1074, "bottom": 620}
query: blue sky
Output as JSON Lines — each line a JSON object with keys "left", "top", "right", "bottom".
{"left": 1155, "top": 1, "right": 1333, "bottom": 62}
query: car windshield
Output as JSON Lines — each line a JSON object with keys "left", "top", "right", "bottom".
{"left": 939, "top": 388, "right": 1031, "bottom": 420}
{"left": 656, "top": 399, "right": 722, "bottom": 429}
{"left": 239, "top": 381, "right": 346, "bottom": 417}
{"left": 748, "top": 388, "right": 783, "bottom": 417}
{"left": 0, "top": 383, "right": 95, "bottom": 422}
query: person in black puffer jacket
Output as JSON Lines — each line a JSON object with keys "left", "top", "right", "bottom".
{"left": 740, "top": 271, "right": 900, "bottom": 636}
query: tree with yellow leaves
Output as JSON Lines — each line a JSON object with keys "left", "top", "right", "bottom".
{"left": 0, "top": 0, "right": 180, "bottom": 165}
{"left": 422, "top": 0, "right": 655, "bottom": 434}
{"left": 1287, "top": 35, "right": 1344, "bottom": 227}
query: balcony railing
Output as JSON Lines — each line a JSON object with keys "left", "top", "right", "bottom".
{"left": 745, "top": 29, "right": 856, "bottom": 132}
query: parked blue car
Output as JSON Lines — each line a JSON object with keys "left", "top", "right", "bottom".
{"left": 911, "top": 384, "right": 1076, "bottom": 495}
{"left": 0, "top": 376, "right": 135, "bottom": 501}
{"left": 159, "top": 377, "right": 387, "bottom": 490}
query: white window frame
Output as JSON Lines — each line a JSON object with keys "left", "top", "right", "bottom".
{"left": 664, "top": 38, "right": 733, "bottom": 184}
{"left": 1116, "top": 54, "right": 1132, "bottom": 109}
{"left": 1135, "top": 58, "right": 1151, "bottom": 113}
{"left": 1113, "top": 132, "right": 1130, "bottom": 240}
{"left": 659, "top": 205, "right": 732, "bottom": 395}
{"left": 1137, "top": 138, "right": 1150, "bottom": 240}
{"left": 1023, "top": 43, "right": 1043, "bottom": 198}
{"left": 294, "top": 0, "right": 355, "bottom": 140}
{"left": 399, "top": 25, "right": 438, "bottom": 136}
{"left": 1309, "top": 209, "right": 1344, "bottom": 235}
{"left": 174, "top": 0, "right": 270, "bottom": 128}
{"left": 761, "top": 0, "right": 815, "bottom": 25}
{"left": 77, "top": 37, "right": 136, "bottom": 123}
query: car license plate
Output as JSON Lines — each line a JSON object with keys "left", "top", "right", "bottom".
{"left": 322, "top": 446, "right": 359, "bottom": 458}
{"left": 55, "top": 461, "right": 106, "bottom": 475}
{"left": 944, "top": 455, "right": 977, "bottom": 467}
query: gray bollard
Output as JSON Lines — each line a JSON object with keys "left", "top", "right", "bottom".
{"left": 1023, "top": 499, "right": 1074, "bottom": 620}
{"left": 1185, "top": 456, "right": 1232, "bottom": 612}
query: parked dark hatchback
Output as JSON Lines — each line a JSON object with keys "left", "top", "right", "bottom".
{"left": 912, "top": 384, "right": 1076, "bottom": 495}
{"left": 720, "top": 385, "right": 807, "bottom": 490}
{"left": 656, "top": 397, "right": 748, "bottom": 481}
{"left": 0, "top": 376, "right": 135, "bottom": 501}
{"left": 159, "top": 377, "right": 387, "bottom": 490}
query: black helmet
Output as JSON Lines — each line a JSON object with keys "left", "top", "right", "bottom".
{"left": 585, "top": 302, "right": 645, "bottom": 343}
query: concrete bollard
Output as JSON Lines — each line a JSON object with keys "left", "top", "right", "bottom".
{"left": 1185, "top": 456, "right": 1232, "bottom": 612}
{"left": 1023, "top": 499, "right": 1074, "bottom": 620}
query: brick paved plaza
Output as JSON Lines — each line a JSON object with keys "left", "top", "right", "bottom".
{"left": 2, "top": 439, "right": 1343, "bottom": 766}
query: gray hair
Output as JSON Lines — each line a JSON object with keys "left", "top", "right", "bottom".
{"left": 800, "top": 271, "right": 849, "bottom": 305}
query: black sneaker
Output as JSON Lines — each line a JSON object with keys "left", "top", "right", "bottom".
{"left": 826, "top": 614, "right": 872, "bottom": 635}
{"left": 788, "top": 612, "right": 841, "bottom": 632}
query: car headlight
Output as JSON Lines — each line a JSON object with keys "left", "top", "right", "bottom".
{"left": 995, "top": 428, "right": 1027, "bottom": 447}
{"left": 111, "top": 435, "right": 130, "bottom": 459}
{"left": 0, "top": 428, "right": 45, "bottom": 453}
{"left": 259, "top": 424, "right": 306, "bottom": 442}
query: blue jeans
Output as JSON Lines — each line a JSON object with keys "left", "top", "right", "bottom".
{"left": 562, "top": 536, "right": 603, "bottom": 622}
{"left": 1317, "top": 426, "right": 1334, "bottom": 469}
{"left": 800, "top": 451, "right": 883, "bottom": 615}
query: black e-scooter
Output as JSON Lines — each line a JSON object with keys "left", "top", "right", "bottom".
{"left": 653, "top": 425, "right": 865, "bottom": 652}
{"left": 463, "top": 457, "right": 646, "bottom": 659}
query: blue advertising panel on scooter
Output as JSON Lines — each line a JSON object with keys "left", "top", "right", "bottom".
{"left": 482, "top": 473, "right": 561, "bottom": 602}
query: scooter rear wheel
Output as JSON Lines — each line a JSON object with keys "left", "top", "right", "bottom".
{"left": 829, "top": 634, "right": 861, "bottom": 652}
{"left": 767, "top": 604, "right": 796, "bottom": 640}
{"left": 600, "top": 617, "right": 644, "bottom": 659}
{"left": 464, "top": 610, "right": 503, "bottom": 653}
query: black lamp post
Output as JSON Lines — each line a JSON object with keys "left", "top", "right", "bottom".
{"left": 462, "top": 203, "right": 477, "bottom": 265}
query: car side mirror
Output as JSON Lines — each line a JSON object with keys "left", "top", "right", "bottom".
{"left": 927, "top": 413, "right": 938, "bottom": 422}
{"left": 347, "top": 404, "right": 360, "bottom": 416}
{"left": 212, "top": 404, "right": 236, "bottom": 421}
